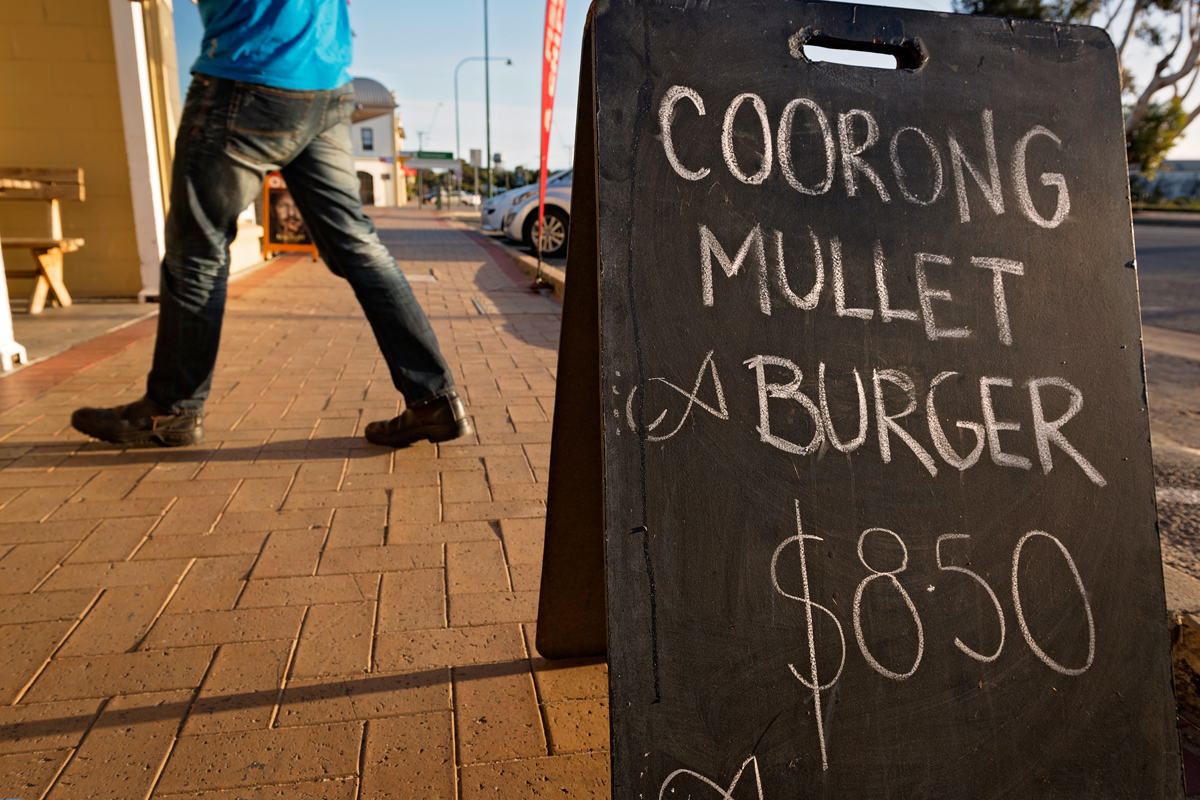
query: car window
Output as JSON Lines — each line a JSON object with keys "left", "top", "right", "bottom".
{"left": 549, "top": 169, "right": 573, "bottom": 187}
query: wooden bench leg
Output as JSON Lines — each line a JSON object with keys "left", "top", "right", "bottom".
{"left": 28, "top": 247, "right": 71, "bottom": 314}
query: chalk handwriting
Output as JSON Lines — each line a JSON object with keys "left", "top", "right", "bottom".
{"left": 657, "top": 89, "right": 1069, "bottom": 228}
{"left": 765, "top": 507, "right": 1096, "bottom": 771}
{"left": 629, "top": 349, "right": 1105, "bottom": 486}
{"left": 853, "top": 528, "right": 925, "bottom": 680}
{"left": 626, "top": 350, "right": 729, "bottom": 441}
{"left": 936, "top": 534, "right": 1006, "bottom": 662}
{"left": 723, "top": 93, "right": 773, "bottom": 185}
{"left": 1012, "top": 531, "right": 1095, "bottom": 676}
{"left": 772, "top": 502, "right": 846, "bottom": 771}
{"left": 698, "top": 224, "right": 1026, "bottom": 347}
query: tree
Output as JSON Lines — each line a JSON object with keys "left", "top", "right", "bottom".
{"left": 955, "top": 0, "right": 1200, "bottom": 170}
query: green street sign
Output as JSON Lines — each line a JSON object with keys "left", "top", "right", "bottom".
{"left": 416, "top": 151, "right": 454, "bottom": 160}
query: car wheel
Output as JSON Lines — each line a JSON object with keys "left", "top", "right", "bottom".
{"left": 525, "top": 207, "right": 570, "bottom": 259}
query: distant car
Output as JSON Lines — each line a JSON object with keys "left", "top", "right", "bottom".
{"left": 503, "top": 184, "right": 571, "bottom": 259}
{"left": 444, "top": 190, "right": 482, "bottom": 207}
{"left": 422, "top": 189, "right": 481, "bottom": 207}
{"left": 480, "top": 169, "right": 572, "bottom": 233}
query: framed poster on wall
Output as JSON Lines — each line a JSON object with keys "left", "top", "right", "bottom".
{"left": 262, "top": 172, "right": 318, "bottom": 260}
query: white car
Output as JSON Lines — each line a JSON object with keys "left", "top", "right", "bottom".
{"left": 503, "top": 180, "right": 572, "bottom": 259}
{"left": 446, "top": 190, "right": 482, "bottom": 207}
{"left": 480, "top": 169, "right": 571, "bottom": 233}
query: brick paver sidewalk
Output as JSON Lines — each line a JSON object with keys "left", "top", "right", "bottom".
{"left": 0, "top": 208, "right": 609, "bottom": 799}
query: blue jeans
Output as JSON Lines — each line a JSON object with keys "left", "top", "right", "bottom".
{"left": 147, "top": 74, "right": 456, "bottom": 413}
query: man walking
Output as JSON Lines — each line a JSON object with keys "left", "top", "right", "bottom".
{"left": 72, "top": 0, "right": 471, "bottom": 448}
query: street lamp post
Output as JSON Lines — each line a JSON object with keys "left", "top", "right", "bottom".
{"left": 454, "top": 55, "right": 511, "bottom": 196}
{"left": 484, "top": 0, "right": 493, "bottom": 199}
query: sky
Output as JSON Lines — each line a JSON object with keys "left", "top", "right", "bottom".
{"left": 173, "top": 0, "right": 1200, "bottom": 170}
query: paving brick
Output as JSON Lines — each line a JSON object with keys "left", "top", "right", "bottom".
{"left": 0, "top": 621, "right": 74, "bottom": 703}
{"left": 154, "top": 494, "right": 236, "bottom": 536}
{"left": 155, "top": 721, "right": 363, "bottom": 793}
{"left": 446, "top": 541, "right": 510, "bottom": 595}
{"left": 317, "top": 543, "right": 441, "bottom": 575}
{"left": 284, "top": 489, "right": 388, "bottom": 511}
{"left": 0, "top": 519, "right": 95, "bottom": 545}
{"left": 441, "top": 470, "right": 491, "bottom": 503}
{"left": 373, "top": 624, "right": 526, "bottom": 672}
{"left": 531, "top": 657, "right": 609, "bottom": 703}
{"left": 543, "top": 699, "right": 609, "bottom": 754}
{"left": 453, "top": 661, "right": 545, "bottom": 764}
{"left": 50, "top": 497, "right": 172, "bottom": 521}
{"left": 58, "top": 584, "right": 174, "bottom": 656}
{"left": 1, "top": 485, "right": 79, "bottom": 522}
{"left": 0, "top": 749, "right": 72, "bottom": 800}
{"left": 195, "top": 462, "right": 300, "bottom": 482}
{"left": 388, "top": 486, "right": 440, "bottom": 524}
{"left": 459, "top": 752, "right": 610, "bottom": 799}
{"left": 222, "top": 477, "right": 292, "bottom": 513}
{"left": 39, "top": 559, "right": 191, "bottom": 592}
{"left": 250, "top": 529, "right": 326, "bottom": 579}
{"left": 46, "top": 690, "right": 192, "bottom": 800}
{"left": 490, "top": 483, "right": 547, "bottom": 502}
{"left": 72, "top": 466, "right": 149, "bottom": 501}
{"left": 289, "top": 461, "right": 346, "bottom": 493}
{"left": 326, "top": 504, "right": 386, "bottom": 548}
{"left": 377, "top": 569, "right": 445, "bottom": 634}
{"left": 238, "top": 576, "right": 371, "bottom": 608}
{"left": 134, "top": 531, "right": 269, "bottom": 560}
{"left": 127, "top": 478, "right": 241, "bottom": 499}
{"left": 444, "top": 500, "right": 544, "bottom": 522}
{"left": 277, "top": 669, "right": 451, "bottom": 727}
{"left": 360, "top": 712, "right": 455, "bottom": 800}
{"left": 213, "top": 509, "right": 331, "bottom": 535}
{"left": 499, "top": 518, "right": 545, "bottom": 564}
{"left": 290, "top": 601, "right": 375, "bottom": 678}
{"left": 165, "top": 578, "right": 245, "bottom": 615}
{"left": 155, "top": 779, "right": 359, "bottom": 800}
{"left": 67, "top": 516, "right": 156, "bottom": 563}
{"left": 340, "top": 470, "right": 439, "bottom": 490}
{"left": 484, "top": 455, "right": 534, "bottom": 485}
{"left": 509, "top": 563, "right": 543, "bottom": 597}
{"left": 449, "top": 591, "right": 538, "bottom": 627}
{"left": 23, "top": 649, "right": 213, "bottom": 703}
{"left": 0, "top": 698, "right": 104, "bottom": 755}
{"left": 0, "top": 588, "right": 97, "bottom": 624}
{"left": 0, "top": 541, "right": 75, "bottom": 593}
{"left": 182, "top": 640, "right": 294, "bottom": 737}
{"left": 388, "top": 520, "right": 498, "bottom": 544}
{"left": 0, "top": 469, "right": 96, "bottom": 489}
{"left": 142, "top": 607, "right": 305, "bottom": 649}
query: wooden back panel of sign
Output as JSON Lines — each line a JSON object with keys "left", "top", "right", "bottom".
{"left": 540, "top": 0, "right": 1184, "bottom": 797}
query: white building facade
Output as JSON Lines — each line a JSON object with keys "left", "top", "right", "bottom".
{"left": 349, "top": 77, "right": 406, "bottom": 207}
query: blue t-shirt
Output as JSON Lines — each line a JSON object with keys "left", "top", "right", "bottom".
{"left": 192, "top": 0, "right": 351, "bottom": 91}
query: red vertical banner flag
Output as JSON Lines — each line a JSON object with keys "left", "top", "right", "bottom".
{"left": 538, "top": 0, "right": 567, "bottom": 254}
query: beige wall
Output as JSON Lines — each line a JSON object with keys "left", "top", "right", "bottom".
{"left": 0, "top": 0, "right": 143, "bottom": 298}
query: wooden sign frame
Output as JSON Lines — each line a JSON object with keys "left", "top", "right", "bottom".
{"left": 540, "top": 1, "right": 1184, "bottom": 798}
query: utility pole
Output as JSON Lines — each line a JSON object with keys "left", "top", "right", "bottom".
{"left": 484, "top": 0, "right": 493, "bottom": 199}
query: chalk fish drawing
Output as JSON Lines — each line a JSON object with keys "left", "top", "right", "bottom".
{"left": 659, "top": 755, "right": 763, "bottom": 800}
{"left": 626, "top": 350, "right": 729, "bottom": 441}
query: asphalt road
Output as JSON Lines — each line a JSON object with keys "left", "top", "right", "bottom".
{"left": 1135, "top": 224, "right": 1200, "bottom": 579}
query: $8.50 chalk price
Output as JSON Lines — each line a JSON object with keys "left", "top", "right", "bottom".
{"left": 771, "top": 499, "right": 1094, "bottom": 771}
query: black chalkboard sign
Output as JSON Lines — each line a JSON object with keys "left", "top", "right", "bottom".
{"left": 537, "top": 2, "right": 1183, "bottom": 798}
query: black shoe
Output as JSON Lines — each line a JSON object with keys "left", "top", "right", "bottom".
{"left": 71, "top": 397, "right": 204, "bottom": 447}
{"left": 365, "top": 393, "right": 473, "bottom": 447}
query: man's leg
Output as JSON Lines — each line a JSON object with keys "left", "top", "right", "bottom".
{"left": 71, "top": 76, "right": 296, "bottom": 446}
{"left": 279, "top": 92, "right": 470, "bottom": 446}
